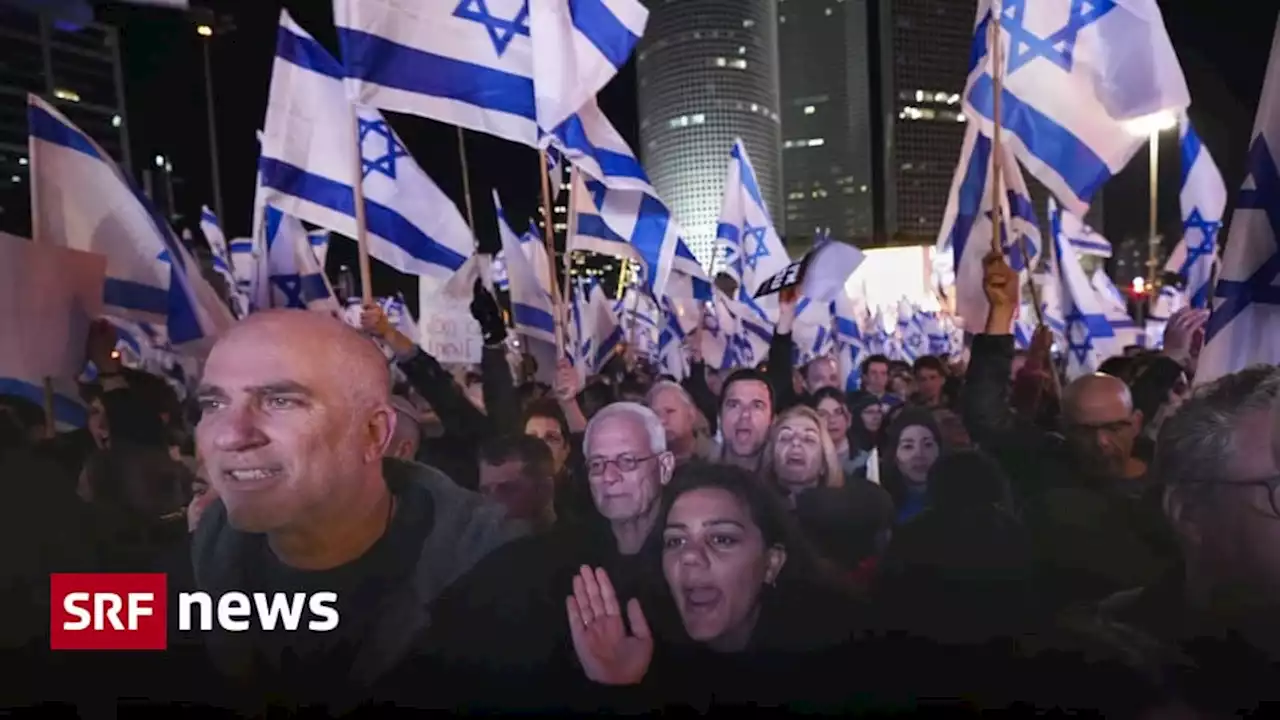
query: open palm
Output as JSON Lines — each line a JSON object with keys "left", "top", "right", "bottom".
{"left": 566, "top": 566, "right": 653, "bottom": 686}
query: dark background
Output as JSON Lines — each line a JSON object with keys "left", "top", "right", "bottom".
{"left": 86, "top": 1, "right": 1280, "bottom": 304}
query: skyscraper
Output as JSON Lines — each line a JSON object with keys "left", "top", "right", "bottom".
{"left": 779, "top": 0, "right": 970, "bottom": 245}
{"left": 637, "top": 0, "right": 783, "bottom": 269}
{"left": 0, "top": 4, "right": 130, "bottom": 238}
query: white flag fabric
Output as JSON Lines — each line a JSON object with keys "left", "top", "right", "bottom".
{"left": 964, "top": 0, "right": 1190, "bottom": 216}
{"left": 716, "top": 139, "right": 792, "bottom": 297}
{"left": 334, "top": 0, "right": 644, "bottom": 148}
{"left": 28, "top": 95, "right": 232, "bottom": 350}
{"left": 0, "top": 234, "right": 104, "bottom": 429}
{"left": 1198, "top": 18, "right": 1280, "bottom": 384}
{"left": 1048, "top": 197, "right": 1112, "bottom": 258}
{"left": 938, "top": 122, "right": 1042, "bottom": 333}
{"left": 260, "top": 11, "right": 474, "bottom": 283}
{"left": 1167, "top": 117, "right": 1226, "bottom": 309}
{"left": 499, "top": 195, "right": 556, "bottom": 347}
{"left": 200, "top": 206, "right": 248, "bottom": 318}
{"left": 249, "top": 207, "right": 340, "bottom": 314}
{"left": 1052, "top": 212, "right": 1122, "bottom": 377}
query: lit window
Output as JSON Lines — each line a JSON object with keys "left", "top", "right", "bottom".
{"left": 743, "top": 18, "right": 755, "bottom": 28}
{"left": 915, "top": 90, "right": 925, "bottom": 102}
{"left": 18, "top": 157, "right": 27, "bottom": 166}
{"left": 825, "top": 7, "right": 833, "bottom": 16}
{"left": 779, "top": 15, "right": 786, "bottom": 23}
{"left": 750, "top": 103, "right": 759, "bottom": 112}
{"left": 715, "top": 57, "right": 727, "bottom": 67}
{"left": 690, "top": 113, "right": 706, "bottom": 124}
{"left": 808, "top": 138, "right": 825, "bottom": 147}
{"left": 53, "top": 88, "right": 80, "bottom": 102}
{"left": 730, "top": 59, "right": 747, "bottom": 69}
{"left": 738, "top": 45, "right": 747, "bottom": 55}
{"left": 111, "top": 115, "right": 122, "bottom": 128}
{"left": 803, "top": 105, "right": 816, "bottom": 115}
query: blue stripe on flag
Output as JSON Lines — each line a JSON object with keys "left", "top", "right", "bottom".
{"left": 514, "top": 302, "right": 556, "bottom": 334}
{"left": 0, "top": 378, "right": 87, "bottom": 428}
{"left": 950, "top": 132, "right": 991, "bottom": 265}
{"left": 730, "top": 143, "right": 768, "bottom": 211}
{"left": 28, "top": 105, "right": 103, "bottom": 161}
{"left": 229, "top": 241, "right": 253, "bottom": 252}
{"left": 569, "top": 0, "right": 640, "bottom": 70}
{"left": 577, "top": 212, "right": 626, "bottom": 243}
{"left": 969, "top": 74, "right": 1111, "bottom": 203}
{"left": 835, "top": 317, "right": 860, "bottom": 338}
{"left": 260, "top": 157, "right": 468, "bottom": 271}
{"left": 103, "top": 278, "right": 170, "bottom": 315}
{"left": 336, "top": 28, "right": 536, "bottom": 122}
{"left": 553, "top": 114, "right": 647, "bottom": 180}
{"left": 277, "top": 23, "right": 345, "bottom": 79}
{"left": 716, "top": 222, "right": 741, "bottom": 243}
{"left": 1180, "top": 126, "right": 1201, "bottom": 189}
{"left": 201, "top": 207, "right": 219, "bottom": 226}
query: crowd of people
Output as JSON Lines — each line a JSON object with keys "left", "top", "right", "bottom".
{"left": 1, "top": 251, "right": 1277, "bottom": 716}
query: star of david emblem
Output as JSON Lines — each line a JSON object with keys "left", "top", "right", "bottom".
{"left": 1181, "top": 208, "right": 1221, "bottom": 273}
{"left": 454, "top": 0, "right": 530, "bottom": 57}
{"left": 738, "top": 339, "right": 755, "bottom": 365}
{"left": 359, "top": 118, "right": 409, "bottom": 180}
{"left": 741, "top": 222, "right": 770, "bottom": 271}
{"left": 272, "top": 274, "right": 306, "bottom": 308}
{"left": 908, "top": 333, "right": 924, "bottom": 350}
{"left": 1063, "top": 305, "right": 1112, "bottom": 366}
{"left": 1002, "top": 0, "right": 1118, "bottom": 76}
{"left": 1207, "top": 137, "right": 1280, "bottom": 342}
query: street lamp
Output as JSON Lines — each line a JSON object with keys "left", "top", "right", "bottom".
{"left": 192, "top": 9, "right": 235, "bottom": 224}
{"left": 1124, "top": 109, "right": 1179, "bottom": 327}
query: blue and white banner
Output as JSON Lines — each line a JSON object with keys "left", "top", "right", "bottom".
{"left": 715, "top": 139, "right": 792, "bottom": 299}
{"left": 1164, "top": 117, "right": 1226, "bottom": 309}
{"left": 1198, "top": 18, "right": 1280, "bottom": 384}
{"left": 260, "top": 11, "right": 474, "bottom": 283}
{"left": 1048, "top": 197, "right": 1112, "bottom": 258}
{"left": 200, "top": 205, "right": 248, "bottom": 318}
{"left": 1052, "top": 210, "right": 1122, "bottom": 377}
{"left": 249, "top": 207, "right": 339, "bottom": 314}
{"left": 963, "top": 0, "right": 1189, "bottom": 216}
{"left": 938, "top": 122, "right": 1041, "bottom": 333}
{"left": 28, "top": 95, "right": 233, "bottom": 350}
{"left": 334, "top": 0, "right": 644, "bottom": 149}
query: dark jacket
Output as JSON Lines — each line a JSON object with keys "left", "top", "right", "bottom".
{"left": 1055, "top": 568, "right": 1280, "bottom": 716}
{"left": 188, "top": 458, "right": 527, "bottom": 709}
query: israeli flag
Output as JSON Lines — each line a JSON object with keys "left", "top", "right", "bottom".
{"left": 833, "top": 292, "right": 868, "bottom": 392}
{"left": 561, "top": 104, "right": 704, "bottom": 301}
{"left": 495, "top": 190, "right": 553, "bottom": 293}
{"left": 1048, "top": 197, "right": 1112, "bottom": 258}
{"left": 569, "top": 166, "right": 708, "bottom": 300}
{"left": 228, "top": 235, "right": 256, "bottom": 300}
{"left": 334, "top": 0, "right": 644, "bottom": 148}
{"left": 308, "top": 228, "right": 331, "bottom": 267}
{"left": 27, "top": 95, "right": 232, "bottom": 349}
{"left": 657, "top": 295, "right": 699, "bottom": 380}
{"left": 1088, "top": 267, "right": 1143, "bottom": 348}
{"left": 964, "top": 0, "right": 1190, "bottom": 216}
{"left": 249, "top": 207, "right": 339, "bottom": 314}
{"left": 579, "top": 283, "right": 623, "bottom": 375}
{"left": 1164, "top": 117, "right": 1226, "bottom": 309}
{"left": 199, "top": 205, "right": 247, "bottom": 318}
{"left": 260, "top": 11, "right": 473, "bottom": 283}
{"left": 1053, "top": 211, "right": 1122, "bottom": 377}
{"left": 938, "top": 122, "right": 1042, "bottom": 333}
{"left": 498, "top": 191, "right": 556, "bottom": 347}
{"left": 895, "top": 299, "right": 928, "bottom": 363}
{"left": 715, "top": 139, "right": 792, "bottom": 298}
{"left": 1199, "top": 20, "right": 1280, "bottom": 384}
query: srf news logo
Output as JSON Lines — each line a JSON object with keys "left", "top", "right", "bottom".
{"left": 50, "top": 573, "right": 339, "bottom": 650}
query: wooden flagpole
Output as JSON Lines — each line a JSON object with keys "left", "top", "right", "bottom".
{"left": 350, "top": 106, "right": 374, "bottom": 305}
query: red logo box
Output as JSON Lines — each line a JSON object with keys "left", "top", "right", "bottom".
{"left": 50, "top": 573, "right": 168, "bottom": 650}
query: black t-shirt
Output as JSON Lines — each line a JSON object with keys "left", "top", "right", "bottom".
{"left": 237, "top": 489, "right": 429, "bottom": 704}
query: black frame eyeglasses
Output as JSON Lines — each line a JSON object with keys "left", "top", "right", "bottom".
{"left": 587, "top": 454, "right": 658, "bottom": 476}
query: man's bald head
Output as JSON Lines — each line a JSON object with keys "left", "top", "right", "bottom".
{"left": 196, "top": 309, "right": 397, "bottom": 536}
{"left": 1061, "top": 372, "right": 1142, "bottom": 479}
{"left": 215, "top": 310, "right": 391, "bottom": 407}
{"left": 1062, "top": 373, "right": 1133, "bottom": 420}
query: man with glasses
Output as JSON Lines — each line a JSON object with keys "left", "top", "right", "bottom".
{"left": 1062, "top": 366, "right": 1280, "bottom": 714}
{"left": 417, "top": 403, "right": 674, "bottom": 708}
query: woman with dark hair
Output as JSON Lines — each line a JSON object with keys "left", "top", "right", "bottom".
{"left": 564, "top": 461, "right": 871, "bottom": 710}
{"left": 846, "top": 393, "right": 885, "bottom": 460}
{"left": 878, "top": 408, "right": 943, "bottom": 525}
{"left": 809, "top": 387, "right": 865, "bottom": 476}
{"left": 523, "top": 398, "right": 592, "bottom": 525}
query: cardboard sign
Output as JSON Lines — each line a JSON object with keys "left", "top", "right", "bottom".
{"left": 419, "top": 295, "right": 483, "bottom": 364}
{"left": 753, "top": 241, "right": 866, "bottom": 303}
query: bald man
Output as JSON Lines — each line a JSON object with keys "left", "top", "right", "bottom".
{"left": 1060, "top": 373, "right": 1146, "bottom": 482}
{"left": 192, "top": 310, "right": 527, "bottom": 707}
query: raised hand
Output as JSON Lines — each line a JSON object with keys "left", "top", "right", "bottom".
{"left": 566, "top": 566, "right": 652, "bottom": 686}
{"left": 1162, "top": 307, "right": 1210, "bottom": 367}
{"left": 982, "top": 250, "right": 1019, "bottom": 312}
{"left": 554, "top": 357, "right": 581, "bottom": 402}
{"left": 358, "top": 304, "right": 392, "bottom": 338}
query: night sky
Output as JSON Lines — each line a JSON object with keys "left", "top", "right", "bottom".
{"left": 97, "top": 0, "right": 1278, "bottom": 303}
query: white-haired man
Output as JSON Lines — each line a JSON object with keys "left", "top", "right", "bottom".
{"left": 417, "top": 403, "right": 675, "bottom": 709}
